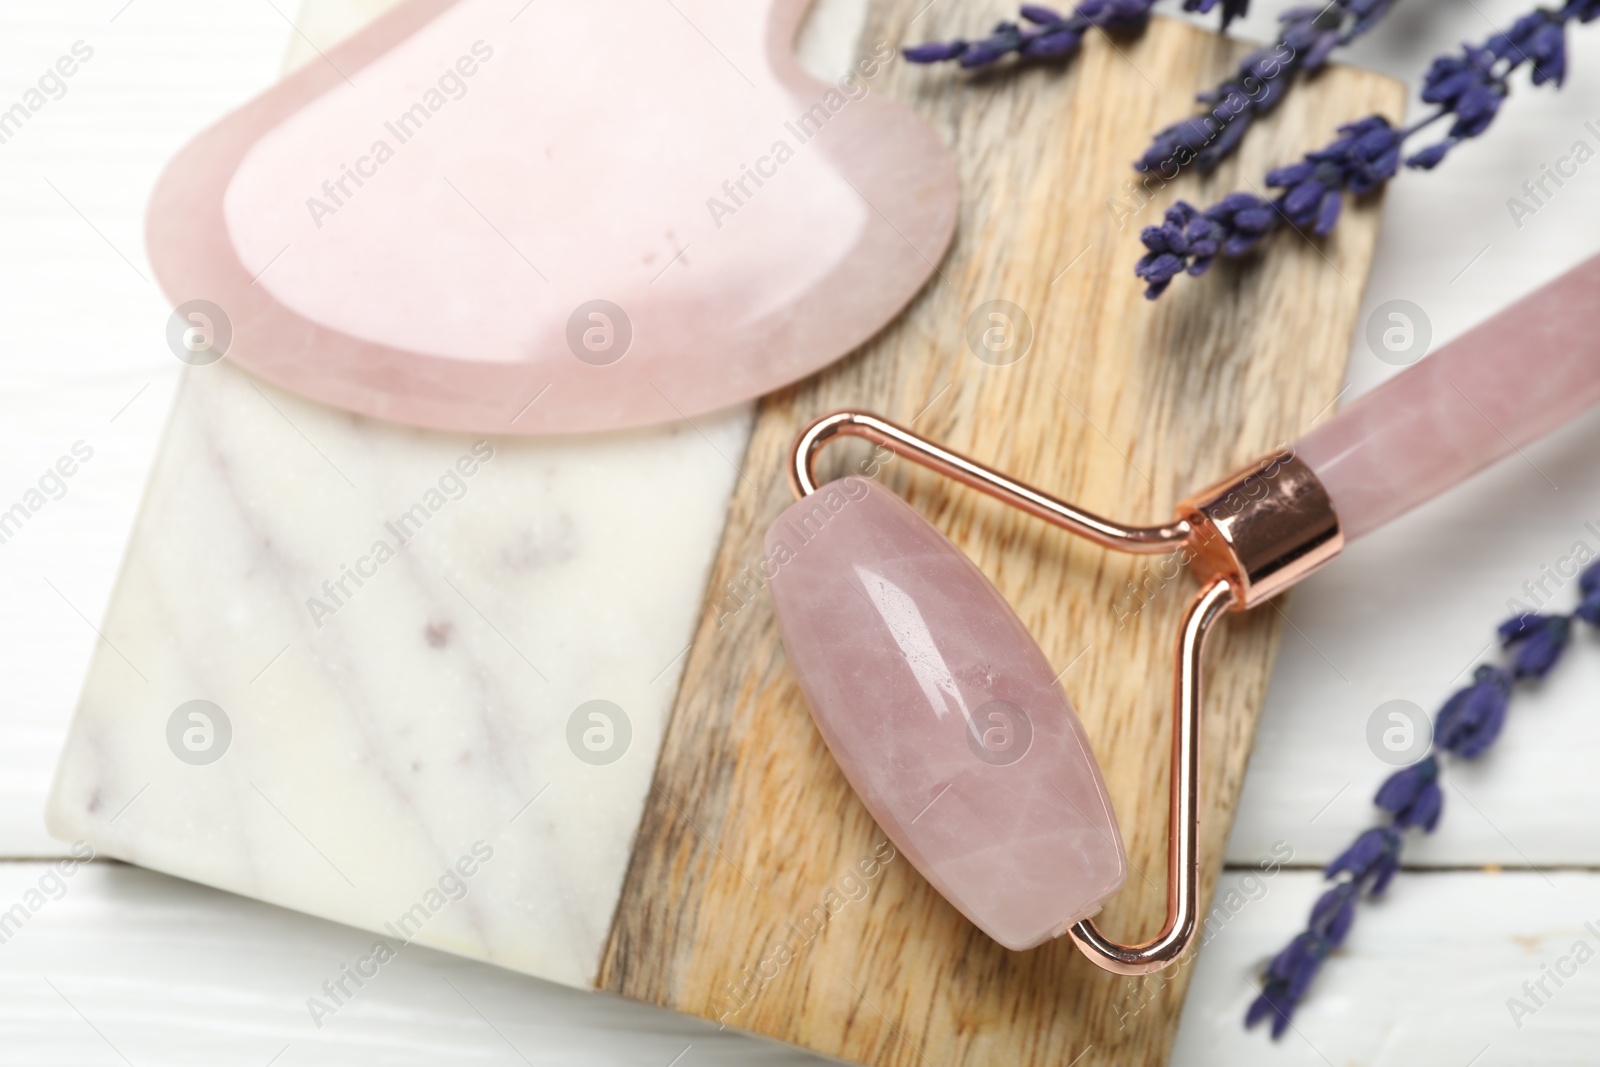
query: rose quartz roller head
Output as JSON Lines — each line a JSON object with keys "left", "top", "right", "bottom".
{"left": 767, "top": 252, "right": 1600, "bottom": 973}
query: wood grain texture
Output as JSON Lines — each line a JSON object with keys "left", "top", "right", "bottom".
{"left": 598, "top": 8, "right": 1405, "bottom": 1067}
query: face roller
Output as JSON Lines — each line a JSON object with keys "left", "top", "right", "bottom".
{"left": 766, "top": 253, "right": 1600, "bottom": 974}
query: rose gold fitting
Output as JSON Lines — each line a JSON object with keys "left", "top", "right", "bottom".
{"left": 787, "top": 409, "right": 1344, "bottom": 975}
{"left": 1178, "top": 450, "right": 1344, "bottom": 610}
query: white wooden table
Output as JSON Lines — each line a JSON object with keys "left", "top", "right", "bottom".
{"left": 3, "top": 1, "right": 1599, "bottom": 1064}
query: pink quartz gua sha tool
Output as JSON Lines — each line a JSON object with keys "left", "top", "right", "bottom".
{"left": 146, "top": 0, "right": 957, "bottom": 435}
{"left": 768, "top": 252, "right": 1600, "bottom": 973}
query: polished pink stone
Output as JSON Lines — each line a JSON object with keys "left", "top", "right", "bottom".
{"left": 1298, "top": 254, "right": 1600, "bottom": 540}
{"left": 766, "top": 478, "right": 1126, "bottom": 950}
{"left": 145, "top": 0, "right": 958, "bottom": 435}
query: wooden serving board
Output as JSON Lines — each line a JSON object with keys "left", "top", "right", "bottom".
{"left": 597, "top": 7, "right": 1403, "bottom": 1067}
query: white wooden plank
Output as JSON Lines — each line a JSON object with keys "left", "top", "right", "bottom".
{"left": 0, "top": 860, "right": 824, "bottom": 1066}
{"left": 1, "top": 861, "right": 1595, "bottom": 1066}
{"left": 1174, "top": 868, "right": 1600, "bottom": 1066}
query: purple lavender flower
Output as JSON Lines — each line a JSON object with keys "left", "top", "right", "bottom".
{"left": 1375, "top": 755, "right": 1443, "bottom": 831}
{"left": 1246, "top": 932, "right": 1328, "bottom": 1037}
{"left": 1396, "top": 777, "right": 1442, "bottom": 830}
{"left": 1134, "top": 202, "right": 1217, "bottom": 297}
{"left": 1499, "top": 612, "right": 1572, "bottom": 677}
{"left": 1134, "top": 194, "right": 1274, "bottom": 297}
{"left": 1267, "top": 116, "right": 1402, "bottom": 233}
{"left": 1404, "top": 140, "right": 1453, "bottom": 169}
{"left": 1080, "top": 0, "right": 1162, "bottom": 29}
{"left": 1421, "top": 45, "right": 1505, "bottom": 138}
{"left": 1244, "top": 984, "right": 1296, "bottom": 1038}
{"left": 1325, "top": 826, "right": 1402, "bottom": 893}
{"left": 903, "top": 40, "right": 970, "bottom": 63}
{"left": 1136, "top": 115, "right": 1227, "bottom": 175}
{"left": 1280, "top": 2, "right": 1351, "bottom": 70}
{"left": 1269, "top": 933, "right": 1326, "bottom": 1006}
{"left": 1307, "top": 882, "right": 1358, "bottom": 946}
{"left": 1207, "top": 192, "right": 1278, "bottom": 252}
{"left": 1148, "top": 0, "right": 1597, "bottom": 296}
{"left": 1182, "top": 0, "right": 1250, "bottom": 31}
{"left": 902, "top": 3, "right": 1123, "bottom": 69}
{"left": 905, "top": 0, "right": 1222, "bottom": 71}
{"left": 1575, "top": 559, "right": 1600, "bottom": 624}
{"left": 1434, "top": 664, "right": 1513, "bottom": 758}
{"left": 1138, "top": 66, "right": 1267, "bottom": 174}
{"left": 1248, "top": 538, "right": 1592, "bottom": 1038}
{"left": 1401, "top": 3, "right": 1591, "bottom": 175}
{"left": 1342, "top": 0, "right": 1396, "bottom": 38}
{"left": 1492, "top": 10, "right": 1569, "bottom": 85}
{"left": 1135, "top": 0, "right": 1396, "bottom": 176}
{"left": 1023, "top": 26, "right": 1085, "bottom": 58}
{"left": 964, "top": 22, "right": 1028, "bottom": 67}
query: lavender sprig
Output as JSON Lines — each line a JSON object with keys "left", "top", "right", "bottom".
{"left": 1138, "top": 0, "right": 1600, "bottom": 298}
{"left": 1136, "top": 0, "right": 1395, "bottom": 176}
{"left": 902, "top": 0, "right": 1229, "bottom": 71}
{"left": 1244, "top": 560, "right": 1595, "bottom": 1038}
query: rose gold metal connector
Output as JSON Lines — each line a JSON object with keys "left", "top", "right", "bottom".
{"left": 788, "top": 409, "right": 1343, "bottom": 975}
{"left": 1178, "top": 450, "right": 1344, "bottom": 610}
